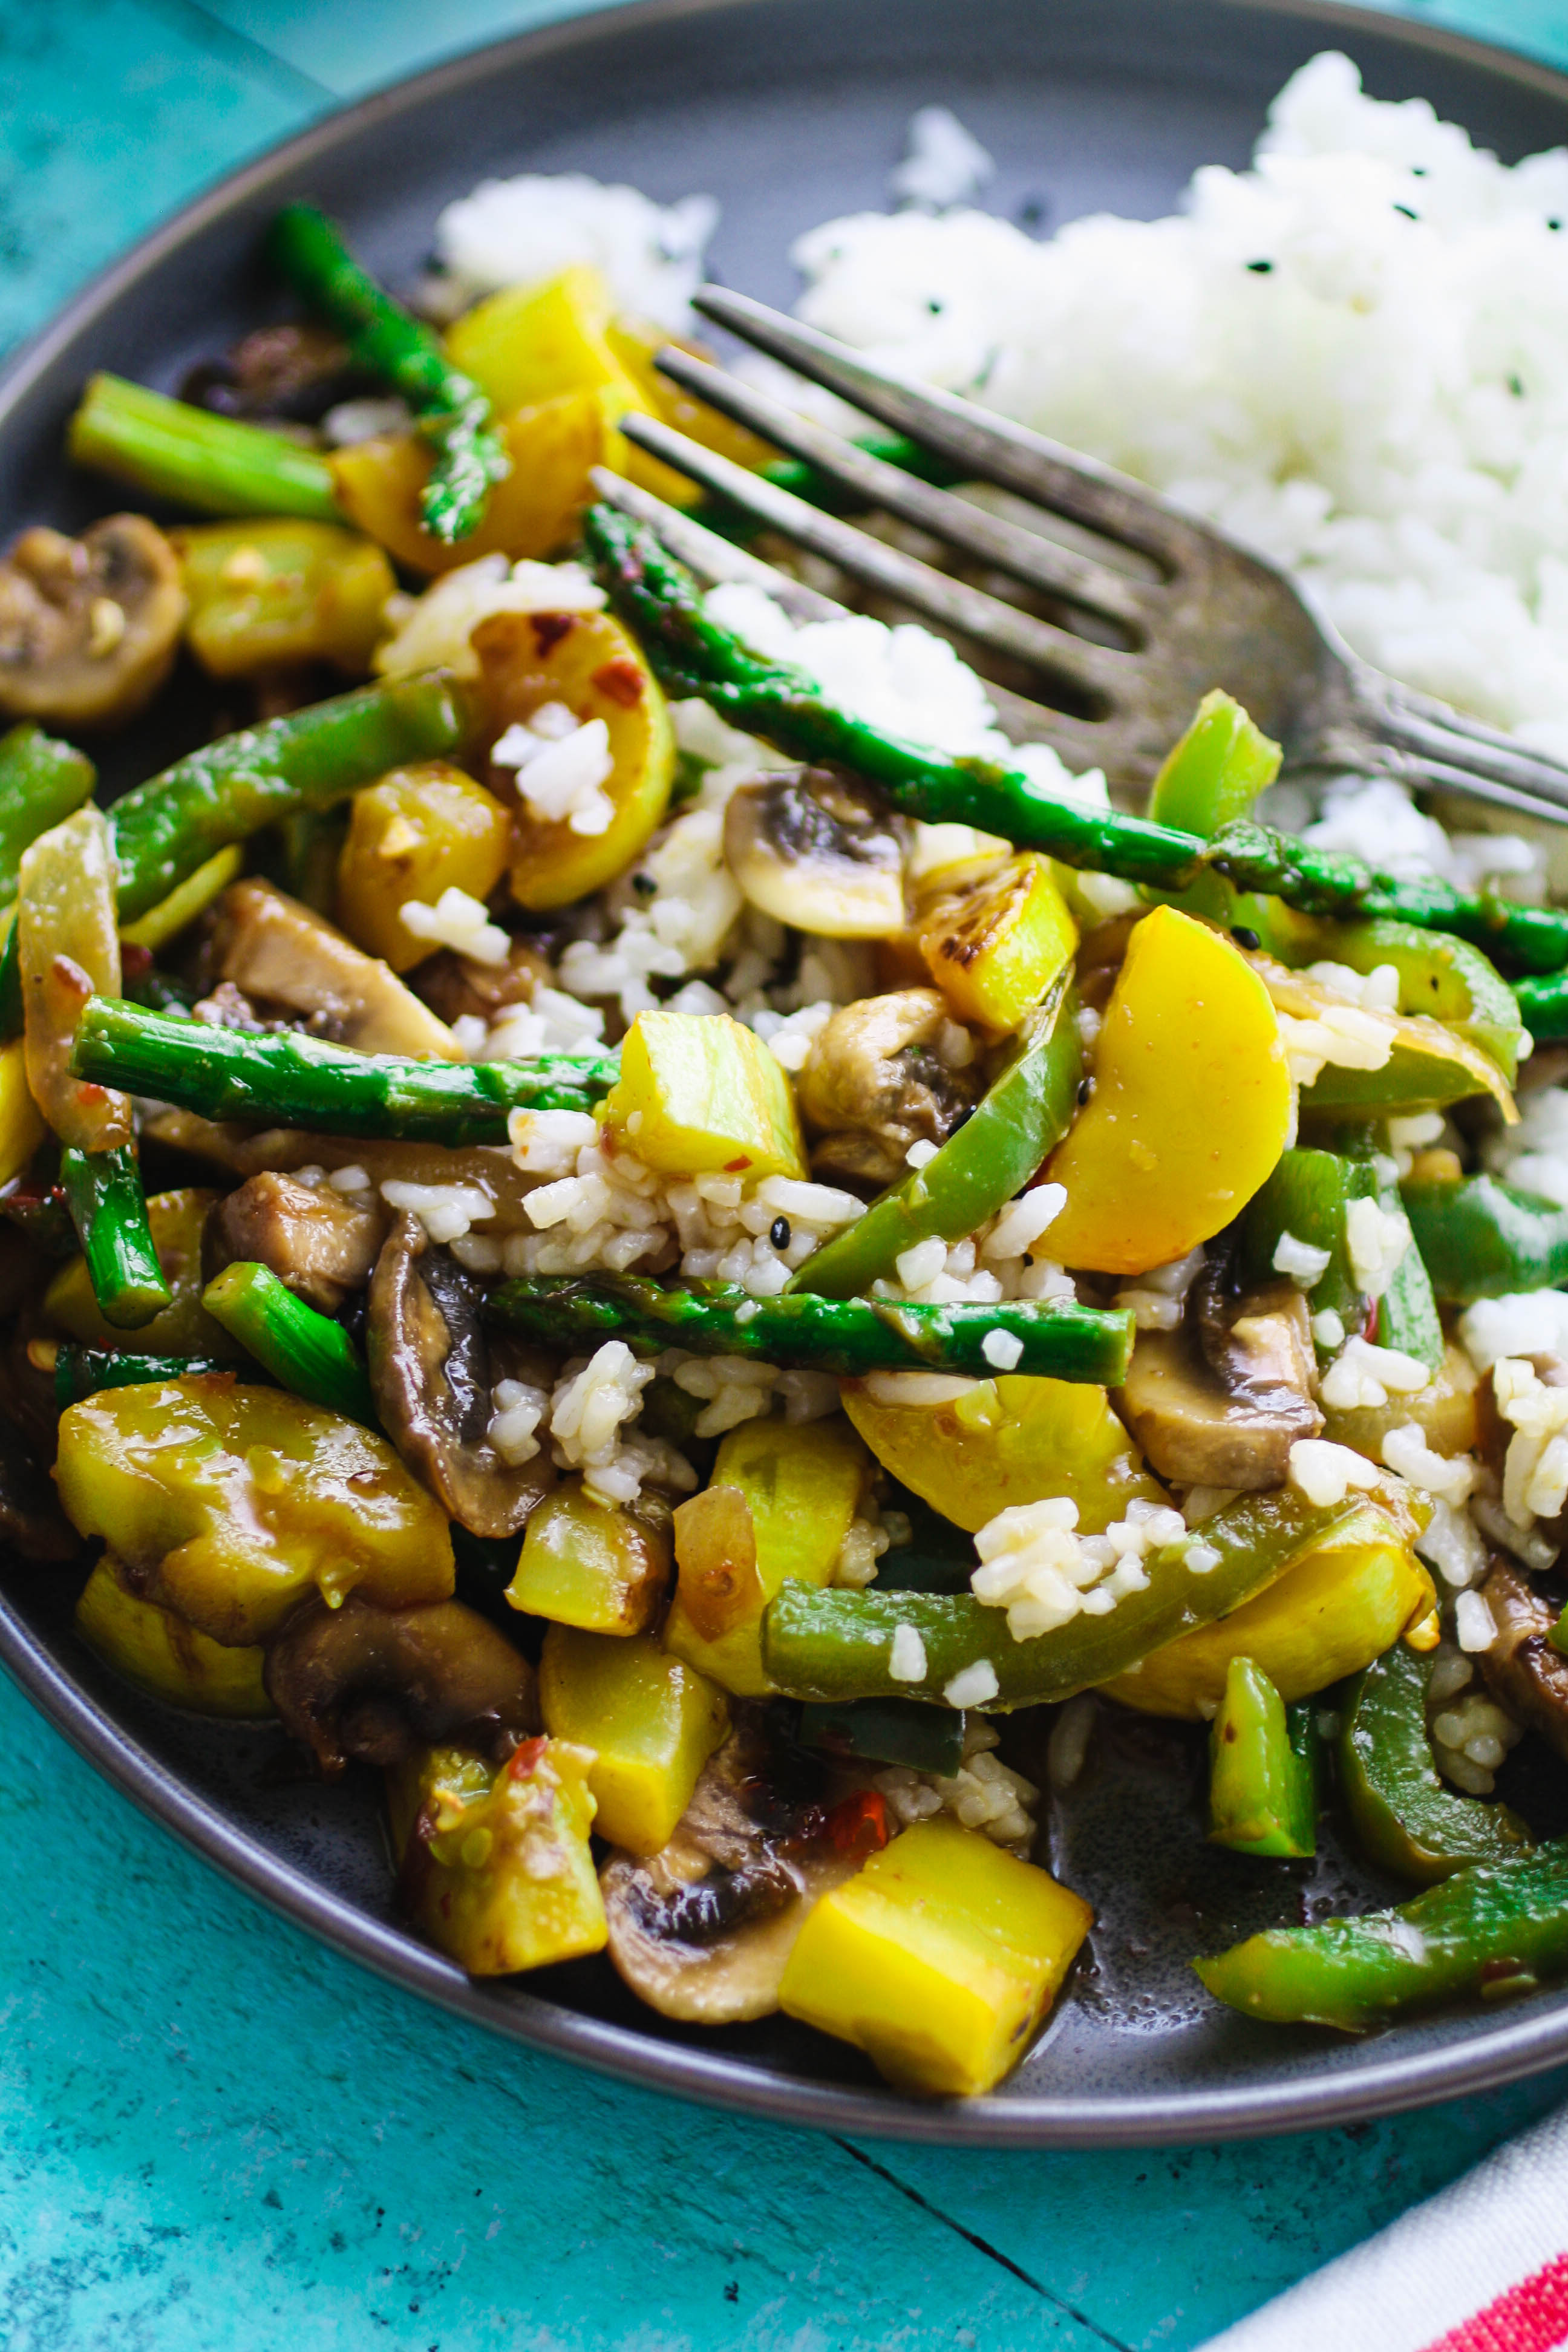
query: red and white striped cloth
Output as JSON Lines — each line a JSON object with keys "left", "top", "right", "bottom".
{"left": 1201, "top": 2103, "right": 1568, "bottom": 2352}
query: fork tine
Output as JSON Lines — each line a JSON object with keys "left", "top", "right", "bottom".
{"left": 651, "top": 342, "right": 1149, "bottom": 633}
{"left": 691, "top": 284, "right": 1199, "bottom": 572}
{"left": 587, "top": 467, "right": 1108, "bottom": 766}
{"left": 617, "top": 412, "right": 1132, "bottom": 713}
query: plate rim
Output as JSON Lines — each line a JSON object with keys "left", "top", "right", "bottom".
{"left": 5, "top": 0, "right": 1568, "bottom": 2148}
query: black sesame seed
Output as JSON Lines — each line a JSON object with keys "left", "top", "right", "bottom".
{"left": 1022, "top": 1253, "right": 1035, "bottom": 1268}
{"left": 1245, "top": 259, "right": 1273, "bottom": 274}
{"left": 632, "top": 871, "right": 656, "bottom": 897}
{"left": 927, "top": 298, "right": 945, "bottom": 314}
{"left": 1509, "top": 373, "right": 1526, "bottom": 397}
{"left": 1550, "top": 218, "right": 1563, "bottom": 232}
{"left": 1231, "top": 924, "right": 1261, "bottom": 951}
{"left": 769, "top": 1216, "right": 791, "bottom": 1251}
{"left": 1412, "top": 166, "right": 1428, "bottom": 177}
{"left": 1394, "top": 203, "right": 1419, "bottom": 221}
{"left": 1077, "top": 1077, "right": 1093, "bottom": 1105}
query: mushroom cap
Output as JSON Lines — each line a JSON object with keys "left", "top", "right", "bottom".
{"left": 1480, "top": 1556, "right": 1568, "bottom": 1766}
{"left": 264, "top": 1593, "right": 538, "bottom": 1775}
{"left": 723, "top": 766, "right": 904, "bottom": 939}
{"left": 796, "top": 988, "right": 979, "bottom": 1191}
{"left": 368, "top": 1212, "right": 554, "bottom": 1538}
{"left": 1118, "top": 1273, "right": 1322, "bottom": 1491}
{"left": 0, "top": 517, "right": 185, "bottom": 728}
{"left": 600, "top": 1711, "right": 861, "bottom": 2024}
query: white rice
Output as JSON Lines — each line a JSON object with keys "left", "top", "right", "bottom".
{"left": 433, "top": 174, "right": 719, "bottom": 328}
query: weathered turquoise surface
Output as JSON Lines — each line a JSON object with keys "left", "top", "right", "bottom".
{"left": 4, "top": 2, "right": 1568, "bottom": 2344}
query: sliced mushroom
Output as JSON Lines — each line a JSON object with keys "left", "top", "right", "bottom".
{"left": 724, "top": 766, "right": 904, "bottom": 938}
{"left": 368, "top": 1211, "right": 554, "bottom": 1537}
{"left": 206, "top": 1170, "right": 385, "bottom": 1313}
{"left": 181, "top": 321, "right": 361, "bottom": 424}
{"left": 414, "top": 934, "right": 552, "bottom": 1027}
{"left": 1117, "top": 1268, "right": 1321, "bottom": 1490}
{"left": 600, "top": 1710, "right": 861, "bottom": 2024}
{"left": 264, "top": 1593, "right": 538, "bottom": 1775}
{"left": 1480, "top": 1557, "right": 1568, "bottom": 1764}
{"left": 211, "top": 880, "right": 460, "bottom": 1059}
{"left": 795, "top": 988, "right": 980, "bottom": 1190}
{"left": 0, "top": 516, "right": 185, "bottom": 728}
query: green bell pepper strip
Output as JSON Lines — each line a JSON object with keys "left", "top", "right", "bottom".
{"left": 202, "top": 1261, "right": 377, "bottom": 1426}
{"left": 0, "top": 726, "right": 96, "bottom": 908}
{"left": 1287, "top": 916, "right": 1525, "bottom": 1085}
{"left": 1373, "top": 1179, "right": 1444, "bottom": 1373}
{"left": 1207, "top": 1655, "right": 1316, "bottom": 1858}
{"left": 109, "top": 670, "right": 469, "bottom": 923}
{"left": 487, "top": 1272, "right": 1135, "bottom": 1384}
{"left": 585, "top": 505, "right": 1568, "bottom": 975}
{"left": 1339, "top": 1640, "right": 1532, "bottom": 1886}
{"left": 58, "top": 1145, "right": 172, "bottom": 1331}
{"left": 1402, "top": 1172, "right": 1568, "bottom": 1305}
{"left": 68, "top": 373, "right": 341, "bottom": 521}
{"left": 267, "top": 204, "right": 508, "bottom": 545}
{"left": 1194, "top": 1841, "right": 1568, "bottom": 2030}
{"left": 1515, "top": 968, "right": 1568, "bottom": 1041}
{"left": 1241, "top": 1146, "right": 1375, "bottom": 1332}
{"left": 1148, "top": 690, "right": 1282, "bottom": 835}
{"left": 797, "top": 1696, "right": 965, "bottom": 1776}
{"left": 54, "top": 1345, "right": 233, "bottom": 1408}
{"left": 789, "top": 975, "right": 1081, "bottom": 1300}
{"left": 761, "top": 1484, "right": 1421, "bottom": 1710}
{"left": 71, "top": 998, "right": 617, "bottom": 1142}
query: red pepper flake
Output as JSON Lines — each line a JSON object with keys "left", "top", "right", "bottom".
{"left": 1364, "top": 1299, "right": 1380, "bottom": 1344}
{"left": 826, "top": 1788, "right": 889, "bottom": 1858}
{"left": 120, "top": 941, "right": 154, "bottom": 981}
{"left": 530, "top": 612, "right": 575, "bottom": 656}
{"left": 507, "top": 1735, "right": 549, "bottom": 1780}
{"left": 591, "top": 656, "right": 645, "bottom": 708}
{"left": 724, "top": 1157, "right": 752, "bottom": 1174}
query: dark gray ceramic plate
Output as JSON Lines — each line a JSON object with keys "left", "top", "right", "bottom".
{"left": 4, "top": 0, "right": 1568, "bottom": 2146}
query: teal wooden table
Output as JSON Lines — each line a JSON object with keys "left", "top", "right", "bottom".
{"left": 6, "top": 3, "right": 1568, "bottom": 2342}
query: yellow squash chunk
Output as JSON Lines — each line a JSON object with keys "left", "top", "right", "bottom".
{"left": 779, "top": 1817, "right": 1093, "bottom": 2097}
{"left": 540, "top": 1625, "right": 730, "bottom": 1852}
{"left": 171, "top": 520, "right": 395, "bottom": 678}
{"left": 0, "top": 1032, "right": 45, "bottom": 1191}
{"left": 335, "top": 762, "right": 512, "bottom": 969}
{"left": 916, "top": 852, "right": 1077, "bottom": 1035}
{"left": 45, "top": 1187, "right": 240, "bottom": 1356}
{"left": 606, "top": 1008, "right": 806, "bottom": 1180}
{"left": 76, "top": 1552, "right": 272, "bottom": 1717}
{"left": 508, "top": 1477, "right": 671, "bottom": 1635}
{"left": 331, "top": 388, "right": 614, "bottom": 577}
{"left": 474, "top": 606, "right": 675, "bottom": 910}
{"left": 448, "top": 264, "right": 641, "bottom": 420}
{"left": 664, "top": 1416, "right": 869, "bottom": 1695}
{"left": 607, "top": 317, "right": 778, "bottom": 491}
{"left": 1045, "top": 906, "right": 1293, "bottom": 1276}
{"left": 841, "top": 1372, "right": 1163, "bottom": 1536}
{"left": 55, "top": 1375, "right": 454, "bottom": 1645}
{"left": 388, "top": 1738, "right": 606, "bottom": 1976}
{"left": 1103, "top": 1520, "right": 1436, "bottom": 1719}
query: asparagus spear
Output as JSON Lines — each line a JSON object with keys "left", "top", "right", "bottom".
{"left": 585, "top": 505, "right": 1568, "bottom": 977}
{"left": 267, "top": 204, "right": 508, "bottom": 544}
{"left": 71, "top": 998, "right": 617, "bottom": 1140}
{"left": 203, "top": 1261, "right": 377, "bottom": 1425}
{"left": 68, "top": 373, "right": 341, "bottom": 521}
{"left": 488, "top": 1273, "right": 1134, "bottom": 1385}
{"left": 110, "top": 671, "right": 468, "bottom": 923}
{"left": 59, "top": 1146, "right": 172, "bottom": 1331}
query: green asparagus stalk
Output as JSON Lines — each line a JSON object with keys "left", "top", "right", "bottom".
{"left": 59, "top": 1145, "right": 172, "bottom": 1331}
{"left": 585, "top": 505, "right": 1568, "bottom": 976}
{"left": 109, "top": 671, "right": 468, "bottom": 921}
{"left": 267, "top": 204, "right": 508, "bottom": 544}
{"left": 71, "top": 998, "right": 617, "bottom": 1140}
{"left": 54, "top": 1344, "right": 234, "bottom": 1408}
{"left": 0, "top": 725, "right": 96, "bottom": 906}
{"left": 68, "top": 373, "right": 341, "bottom": 521}
{"left": 488, "top": 1272, "right": 1134, "bottom": 1384}
{"left": 203, "top": 1261, "right": 377, "bottom": 1425}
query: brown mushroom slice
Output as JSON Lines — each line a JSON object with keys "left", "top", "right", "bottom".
{"left": 600, "top": 1713, "right": 861, "bottom": 2024}
{"left": 414, "top": 935, "right": 553, "bottom": 1027}
{"left": 1480, "top": 1557, "right": 1568, "bottom": 1765}
{"left": 211, "top": 880, "right": 460, "bottom": 1059}
{"left": 0, "top": 516, "right": 186, "bottom": 728}
{"left": 206, "top": 1169, "right": 385, "bottom": 1313}
{"left": 264, "top": 1593, "right": 537, "bottom": 1775}
{"left": 795, "top": 988, "right": 979, "bottom": 1191}
{"left": 1118, "top": 1277, "right": 1321, "bottom": 1491}
{"left": 724, "top": 766, "right": 904, "bottom": 938}
{"left": 368, "top": 1211, "right": 553, "bottom": 1538}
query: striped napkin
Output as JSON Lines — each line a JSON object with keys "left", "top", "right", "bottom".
{"left": 1201, "top": 2103, "right": 1568, "bottom": 2352}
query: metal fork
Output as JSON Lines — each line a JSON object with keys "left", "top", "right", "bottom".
{"left": 599, "top": 283, "right": 1568, "bottom": 829}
